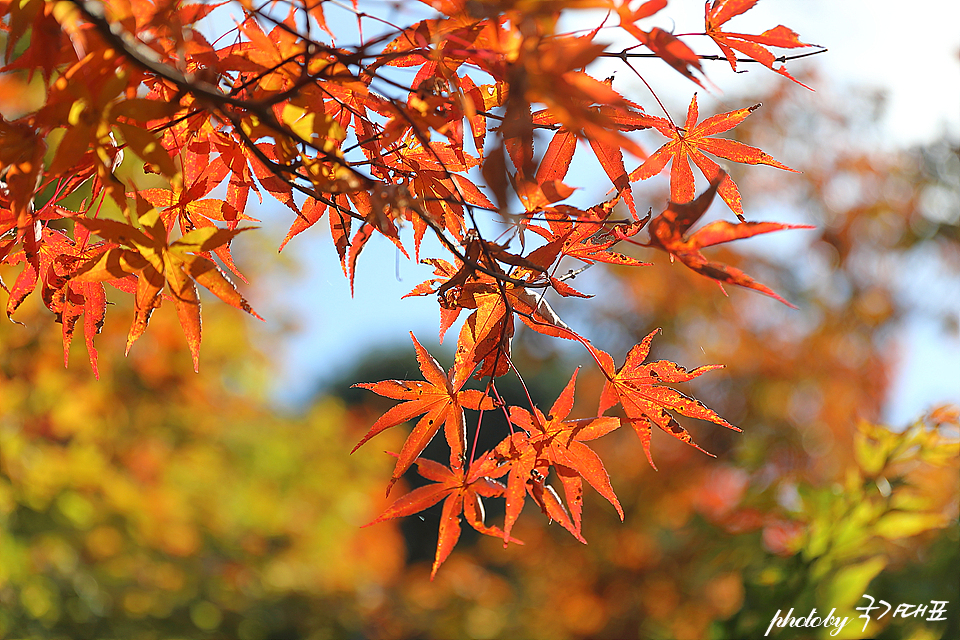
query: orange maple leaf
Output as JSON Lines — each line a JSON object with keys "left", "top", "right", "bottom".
{"left": 488, "top": 431, "right": 586, "bottom": 546}
{"left": 629, "top": 93, "right": 796, "bottom": 219}
{"left": 647, "top": 175, "right": 814, "bottom": 307}
{"left": 365, "top": 456, "right": 521, "bottom": 579}
{"left": 403, "top": 234, "right": 587, "bottom": 380}
{"left": 596, "top": 328, "right": 739, "bottom": 469}
{"left": 528, "top": 199, "right": 650, "bottom": 268}
{"left": 73, "top": 203, "right": 261, "bottom": 371}
{"left": 37, "top": 226, "right": 116, "bottom": 378}
{"left": 352, "top": 333, "right": 494, "bottom": 495}
{"left": 2, "top": 220, "right": 129, "bottom": 378}
{"left": 508, "top": 368, "right": 624, "bottom": 535}
{"left": 443, "top": 239, "right": 592, "bottom": 380}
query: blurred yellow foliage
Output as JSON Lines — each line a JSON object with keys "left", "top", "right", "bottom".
{"left": 0, "top": 298, "right": 407, "bottom": 638}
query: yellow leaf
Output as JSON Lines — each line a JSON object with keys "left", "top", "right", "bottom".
{"left": 854, "top": 432, "right": 887, "bottom": 475}
{"left": 920, "top": 439, "right": 960, "bottom": 466}
{"left": 820, "top": 556, "right": 886, "bottom": 612}
{"left": 281, "top": 103, "right": 310, "bottom": 139}
{"left": 874, "top": 512, "right": 946, "bottom": 540}
{"left": 281, "top": 104, "right": 345, "bottom": 150}
{"left": 115, "top": 122, "right": 179, "bottom": 179}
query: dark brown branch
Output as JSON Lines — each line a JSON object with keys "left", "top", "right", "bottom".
{"left": 68, "top": 0, "right": 373, "bottom": 188}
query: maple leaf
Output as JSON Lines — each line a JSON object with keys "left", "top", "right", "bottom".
{"left": 137, "top": 185, "right": 257, "bottom": 281}
{"left": 402, "top": 234, "right": 569, "bottom": 380}
{"left": 0, "top": 0, "right": 76, "bottom": 84}
{"left": 629, "top": 94, "right": 796, "bottom": 219}
{"left": 278, "top": 197, "right": 328, "bottom": 252}
{"left": 453, "top": 287, "right": 515, "bottom": 380}
{"left": 618, "top": 0, "right": 705, "bottom": 86}
{"left": 376, "top": 139, "right": 484, "bottom": 257}
{"left": 72, "top": 203, "right": 261, "bottom": 371}
{"left": 402, "top": 258, "right": 463, "bottom": 342}
{"left": 595, "top": 328, "right": 739, "bottom": 469}
{"left": 37, "top": 225, "right": 127, "bottom": 378}
{"left": 508, "top": 368, "right": 623, "bottom": 535}
{"left": 1, "top": 181, "right": 84, "bottom": 315}
{"left": 705, "top": 0, "right": 815, "bottom": 89}
{"left": 528, "top": 199, "right": 650, "bottom": 268}
{"left": 352, "top": 333, "right": 494, "bottom": 495}
{"left": 2, "top": 218, "right": 130, "bottom": 378}
{"left": 436, "top": 239, "right": 591, "bottom": 380}
{"left": 365, "top": 456, "right": 521, "bottom": 579}
{"left": 530, "top": 81, "right": 655, "bottom": 216}
{"left": 488, "top": 431, "right": 586, "bottom": 546}
{"left": 647, "top": 174, "right": 815, "bottom": 307}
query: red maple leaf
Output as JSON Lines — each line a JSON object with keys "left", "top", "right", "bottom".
{"left": 365, "top": 456, "right": 522, "bottom": 579}
{"left": 531, "top": 83, "right": 655, "bottom": 216}
{"left": 3, "top": 222, "right": 131, "bottom": 378}
{"left": 488, "top": 431, "right": 585, "bottom": 546}
{"left": 618, "top": 0, "right": 705, "bottom": 87}
{"left": 352, "top": 333, "right": 494, "bottom": 494}
{"left": 528, "top": 199, "right": 650, "bottom": 268}
{"left": 647, "top": 174, "right": 815, "bottom": 307}
{"left": 595, "top": 328, "right": 739, "bottom": 470}
{"left": 629, "top": 94, "right": 795, "bottom": 220}
{"left": 705, "top": 0, "right": 815, "bottom": 89}
{"left": 38, "top": 225, "right": 119, "bottom": 378}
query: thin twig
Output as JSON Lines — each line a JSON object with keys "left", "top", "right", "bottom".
{"left": 599, "top": 47, "right": 828, "bottom": 63}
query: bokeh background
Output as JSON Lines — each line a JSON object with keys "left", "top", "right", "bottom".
{"left": 1, "top": 1, "right": 958, "bottom": 639}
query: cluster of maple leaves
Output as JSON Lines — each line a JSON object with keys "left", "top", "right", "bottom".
{"left": 0, "top": 0, "right": 821, "bottom": 577}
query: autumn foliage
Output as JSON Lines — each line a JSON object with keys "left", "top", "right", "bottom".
{"left": 4, "top": 0, "right": 952, "bottom": 591}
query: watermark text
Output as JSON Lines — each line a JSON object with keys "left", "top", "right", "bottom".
{"left": 764, "top": 607, "right": 849, "bottom": 637}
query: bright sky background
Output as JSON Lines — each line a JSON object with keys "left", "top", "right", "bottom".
{"left": 246, "top": 0, "right": 960, "bottom": 423}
